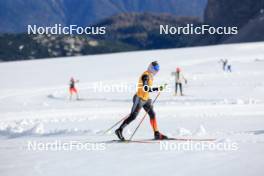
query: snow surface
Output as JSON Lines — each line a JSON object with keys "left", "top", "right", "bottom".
{"left": 1, "top": 42, "right": 264, "bottom": 176}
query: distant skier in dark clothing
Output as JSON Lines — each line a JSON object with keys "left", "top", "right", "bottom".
{"left": 172, "top": 67, "right": 187, "bottom": 96}
{"left": 115, "top": 61, "right": 168, "bottom": 141}
{"left": 69, "top": 77, "right": 79, "bottom": 100}
{"left": 227, "top": 62, "right": 232, "bottom": 72}
{"left": 219, "top": 59, "right": 228, "bottom": 71}
{"left": 219, "top": 59, "right": 232, "bottom": 72}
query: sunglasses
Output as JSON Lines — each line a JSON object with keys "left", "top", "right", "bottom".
{"left": 153, "top": 65, "right": 160, "bottom": 71}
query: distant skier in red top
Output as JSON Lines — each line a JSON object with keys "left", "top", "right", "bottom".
{"left": 69, "top": 77, "right": 79, "bottom": 100}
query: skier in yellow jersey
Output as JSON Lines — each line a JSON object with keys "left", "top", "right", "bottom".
{"left": 115, "top": 61, "right": 168, "bottom": 141}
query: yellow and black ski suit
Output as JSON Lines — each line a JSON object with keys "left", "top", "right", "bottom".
{"left": 118, "top": 71, "right": 160, "bottom": 132}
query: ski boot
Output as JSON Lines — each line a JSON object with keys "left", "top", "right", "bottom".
{"left": 115, "top": 128, "right": 125, "bottom": 141}
{"left": 154, "top": 131, "right": 168, "bottom": 140}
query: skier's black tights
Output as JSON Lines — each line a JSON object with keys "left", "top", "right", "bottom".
{"left": 175, "top": 83, "right": 182, "bottom": 95}
{"left": 119, "top": 95, "right": 155, "bottom": 130}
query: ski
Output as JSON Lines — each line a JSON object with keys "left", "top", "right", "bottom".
{"left": 92, "top": 137, "right": 216, "bottom": 144}
{"left": 161, "top": 137, "right": 216, "bottom": 142}
{"left": 109, "top": 140, "right": 159, "bottom": 144}
{"left": 131, "top": 137, "right": 216, "bottom": 143}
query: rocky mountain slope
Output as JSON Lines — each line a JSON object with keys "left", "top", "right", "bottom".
{"left": 203, "top": 0, "right": 264, "bottom": 43}
{"left": 0, "top": 0, "right": 207, "bottom": 33}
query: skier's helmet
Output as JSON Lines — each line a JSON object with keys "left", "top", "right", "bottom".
{"left": 148, "top": 61, "right": 160, "bottom": 75}
{"left": 70, "top": 77, "right": 74, "bottom": 82}
{"left": 176, "top": 67, "right": 181, "bottom": 72}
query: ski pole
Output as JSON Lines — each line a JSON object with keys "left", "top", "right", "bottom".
{"left": 128, "top": 91, "right": 161, "bottom": 141}
{"left": 102, "top": 114, "right": 129, "bottom": 134}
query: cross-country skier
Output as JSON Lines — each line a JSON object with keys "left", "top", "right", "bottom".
{"left": 227, "top": 64, "right": 232, "bottom": 72}
{"left": 219, "top": 59, "right": 228, "bottom": 71}
{"left": 69, "top": 77, "right": 79, "bottom": 100}
{"left": 172, "top": 67, "right": 187, "bottom": 96}
{"left": 226, "top": 60, "right": 232, "bottom": 72}
{"left": 115, "top": 61, "right": 168, "bottom": 141}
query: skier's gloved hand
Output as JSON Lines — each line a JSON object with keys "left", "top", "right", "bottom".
{"left": 159, "top": 83, "right": 168, "bottom": 91}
